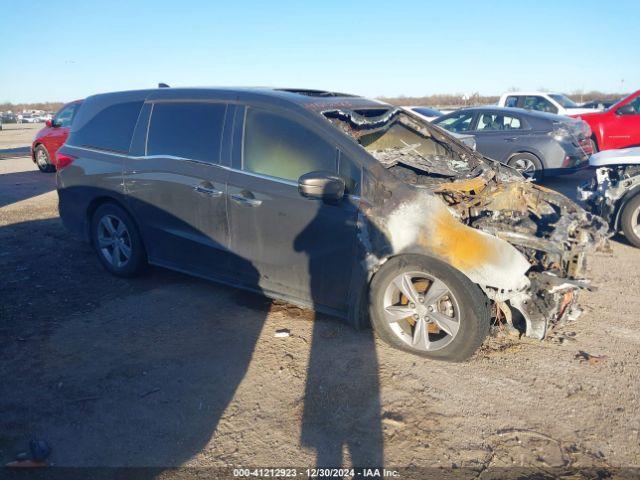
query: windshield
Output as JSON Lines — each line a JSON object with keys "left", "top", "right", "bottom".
{"left": 549, "top": 94, "right": 578, "bottom": 108}
{"left": 323, "top": 108, "right": 483, "bottom": 179}
{"left": 413, "top": 107, "right": 443, "bottom": 117}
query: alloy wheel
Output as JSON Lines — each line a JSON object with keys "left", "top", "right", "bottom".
{"left": 36, "top": 148, "right": 49, "bottom": 169}
{"left": 511, "top": 157, "right": 536, "bottom": 175}
{"left": 382, "top": 271, "right": 461, "bottom": 351}
{"left": 97, "top": 214, "right": 132, "bottom": 268}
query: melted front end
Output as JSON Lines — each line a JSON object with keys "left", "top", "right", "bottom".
{"left": 324, "top": 106, "right": 609, "bottom": 339}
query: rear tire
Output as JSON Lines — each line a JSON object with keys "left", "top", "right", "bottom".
{"left": 507, "top": 152, "right": 543, "bottom": 178}
{"left": 620, "top": 194, "right": 640, "bottom": 248}
{"left": 369, "top": 255, "right": 490, "bottom": 361}
{"left": 34, "top": 145, "right": 55, "bottom": 172}
{"left": 91, "top": 203, "right": 146, "bottom": 277}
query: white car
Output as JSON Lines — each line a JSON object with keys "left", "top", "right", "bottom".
{"left": 578, "top": 147, "right": 640, "bottom": 247}
{"left": 498, "top": 92, "right": 600, "bottom": 116}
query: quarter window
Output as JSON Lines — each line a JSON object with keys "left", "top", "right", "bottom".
{"left": 72, "top": 101, "right": 143, "bottom": 153}
{"left": 243, "top": 108, "right": 337, "bottom": 182}
{"left": 147, "top": 102, "right": 226, "bottom": 163}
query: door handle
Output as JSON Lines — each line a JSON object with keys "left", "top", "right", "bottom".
{"left": 194, "top": 184, "right": 223, "bottom": 197}
{"left": 230, "top": 193, "right": 262, "bottom": 207}
{"left": 505, "top": 137, "right": 518, "bottom": 142}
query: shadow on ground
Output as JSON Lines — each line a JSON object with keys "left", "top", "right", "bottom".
{"left": 0, "top": 169, "right": 56, "bottom": 208}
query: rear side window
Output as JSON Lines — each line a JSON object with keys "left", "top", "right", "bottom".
{"left": 147, "top": 102, "right": 227, "bottom": 163}
{"left": 505, "top": 96, "right": 519, "bottom": 108}
{"left": 73, "top": 101, "right": 143, "bottom": 153}
{"left": 243, "top": 108, "right": 336, "bottom": 182}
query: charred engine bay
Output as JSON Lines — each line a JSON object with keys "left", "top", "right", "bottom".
{"left": 325, "top": 107, "right": 610, "bottom": 337}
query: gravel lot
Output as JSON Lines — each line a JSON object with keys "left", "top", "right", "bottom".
{"left": 1, "top": 125, "right": 639, "bottom": 476}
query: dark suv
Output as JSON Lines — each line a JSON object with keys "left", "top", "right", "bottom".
{"left": 57, "top": 88, "right": 605, "bottom": 361}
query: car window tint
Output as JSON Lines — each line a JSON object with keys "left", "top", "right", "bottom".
{"left": 477, "top": 113, "right": 521, "bottom": 131}
{"left": 434, "top": 112, "right": 474, "bottom": 133}
{"left": 243, "top": 108, "right": 336, "bottom": 182}
{"left": 523, "top": 96, "right": 557, "bottom": 114}
{"left": 147, "top": 103, "right": 226, "bottom": 163}
{"left": 505, "top": 96, "right": 519, "bottom": 108}
{"left": 54, "top": 104, "right": 78, "bottom": 127}
{"left": 627, "top": 97, "right": 640, "bottom": 113}
{"left": 338, "top": 152, "right": 361, "bottom": 195}
{"left": 73, "top": 101, "right": 143, "bottom": 153}
{"left": 414, "top": 107, "right": 443, "bottom": 117}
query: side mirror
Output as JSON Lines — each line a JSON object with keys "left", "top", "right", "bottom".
{"left": 45, "top": 120, "right": 52, "bottom": 127}
{"left": 616, "top": 104, "right": 636, "bottom": 116}
{"left": 298, "top": 171, "right": 345, "bottom": 203}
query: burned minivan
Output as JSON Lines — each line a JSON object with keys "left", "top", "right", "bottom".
{"left": 56, "top": 88, "right": 607, "bottom": 361}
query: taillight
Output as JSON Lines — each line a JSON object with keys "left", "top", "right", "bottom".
{"left": 55, "top": 152, "right": 77, "bottom": 169}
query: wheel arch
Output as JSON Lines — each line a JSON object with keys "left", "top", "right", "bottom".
{"left": 85, "top": 195, "right": 143, "bottom": 245}
{"left": 613, "top": 187, "right": 640, "bottom": 231}
{"left": 507, "top": 150, "right": 545, "bottom": 169}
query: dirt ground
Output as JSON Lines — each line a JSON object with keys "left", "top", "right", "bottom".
{"left": 1, "top": 125, "right": 639, "bottom": 477}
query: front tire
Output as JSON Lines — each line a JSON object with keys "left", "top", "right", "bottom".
{"left": 620, "top": 194, "right": 640, "bottom": 248}
{"left": 34, "top": 145, "right": 55, "bottom": 172}
{"left": 369, "top": 255, "right": 490, "bottom": 361}
{"left": 91, "top": 203, "right": 146, "bottom": 277}
{"left": 507, "top": 152, "right": 543, "bottom": 178}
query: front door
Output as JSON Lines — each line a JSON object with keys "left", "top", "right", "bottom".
{"left": 124, "top": 101, "right": 232, "bottom": 279}
{"left": 608, "top": 96, "right": 640, "bottom": 149}
{"left": 226, "top": 106, "right": 359, "bottom": 312}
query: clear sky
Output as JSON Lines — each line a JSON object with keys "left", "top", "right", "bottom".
{"left": 1, "top": 0, "right": 638, "bottom": 103}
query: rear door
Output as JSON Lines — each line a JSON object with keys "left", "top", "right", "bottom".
{"left": 471, "top": 111, "right": 526, "bottom": 162}
{"left": 124, "top": 101, "right": 232, "bottom": 279}
{"left": 226, "top": 106, "right": 360, "bottom": 312}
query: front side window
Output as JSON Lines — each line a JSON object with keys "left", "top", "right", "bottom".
{"left": 625, "top": 96, "right": 640, "bottom": 114}
{"left": 53, "top": 103, "right": 79, "bottom": 127}
{"left": 505, "top": 96, "right": 519, "bottom": 108}
{"left": 434, "top": 112, "right": 474, "bottom": 133}
{"left": 243, "top": 108, "right": 337, "bottom": 182}
{"left": 523, "top": 96, "right": 557, "bottom": 114}
{"left": 476, "top": 113, "right": 522, "bottom": 131}
{"left": 147, "top": 102, "right": 226, "bottom": 163}
{"left": 72, "top": 101, "right": 143, "bottom": 153}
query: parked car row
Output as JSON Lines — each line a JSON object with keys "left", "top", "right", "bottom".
{"left": 51, "top": 87, "right": 609, "bottom": 361}
{"left": 431, "top": 106, "right": 593, "bottom": 175}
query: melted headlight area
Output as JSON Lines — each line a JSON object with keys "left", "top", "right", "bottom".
{"left": 435, "top": 173, "right": 608, "bottom": 338}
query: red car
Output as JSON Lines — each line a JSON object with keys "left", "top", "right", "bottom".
{"left": 31, "top": 100, "right": 82, "bottom": 172}
{"left": 573, "top": 90, "right": 640, "bottom": 152}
